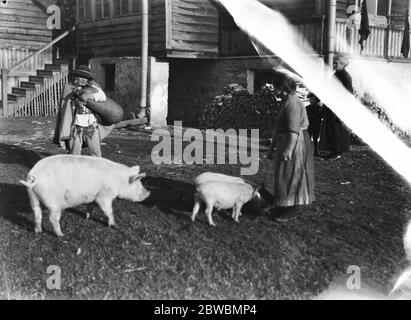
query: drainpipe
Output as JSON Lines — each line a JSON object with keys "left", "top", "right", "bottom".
{"left": 139, "top": 0, "right": 149, "bottom": 118}
{"left": 327, "top": 0, "right": 337, "bottom": 66}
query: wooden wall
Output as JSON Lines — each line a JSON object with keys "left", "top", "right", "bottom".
{"left": 391, "top": 0, "right": 410, "bottom": 27}
{"left": 263, "top": 0, "right": 318, "bottom": 19}
{"left": 219, "top": 0, "right": 319, "bottom": 57}
{"left": 0, "top": 0, "right": 52, "bottom": 48}
{"left": 0, "top": 0, "right": 52, "bottom": 72}
{"left": 77, "top": 0, "right": 166, "bottom": 61}
{"left": 167, "top": 0, "right": 219, "bottom": 58}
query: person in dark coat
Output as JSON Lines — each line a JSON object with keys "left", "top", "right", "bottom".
{"left": 53, "top": 66, "right": 114, "bottom": 157}
{"left": 306, "top": 93, "right": 323, "bottom": 156}
{"left": 319, "top": 54, "right": 353, "bottom": 161}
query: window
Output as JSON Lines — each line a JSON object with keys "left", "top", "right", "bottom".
{"left": 114, "top": 0, "right": 129, "bottom": 16}
{"left": 132, "top": 0, "right": 141, "bottom": 13}
{"left": 365, "top": 0, "right": 390, "bottom": 16}
{"left": 78, "top": 0, "right": 91, "bottom": 22}
{"left": 376, "top": 0, "right": 388, "bottom": 16}
{"left": 102, "top": 64, "right": 116, "bottom": 92}
{"left": 95, "top": 0, "right": 110, "bottom": 20}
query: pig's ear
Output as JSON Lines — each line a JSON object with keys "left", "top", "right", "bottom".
{"left": 129, "top": 173, "right": 146, "bottom": 184}
{"left": 131, "top": 166, "right": 141, "bottom": 174}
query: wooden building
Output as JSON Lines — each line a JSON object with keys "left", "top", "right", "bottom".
{"left": 2, "top": 0, "right": 411, "bottom": 124}
{"left": 0, "top": 0, "right": 70, "bottom": 117}
{"left": 75, "top": 0, "right": 219, "bottom": 62}
{"left": 71, "top": 0, "right": 411, "bottom": 126}
{"left": 75, "top": 0, "right": 411, "bottom": 60}
{"left": 0, "top": 0, "right": 53, "bottom": 73}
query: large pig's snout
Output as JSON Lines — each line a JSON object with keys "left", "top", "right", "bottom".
{"left": 139, "top": 188, "right": 151, "bottom": 202}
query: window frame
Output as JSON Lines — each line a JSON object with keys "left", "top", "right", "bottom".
{"left": 114, "top": 0, "right": 131, "bottom": 17}
{"left": 78, "top": 0, "right": 152, "bottom": 22}
{"left": 77, "top": 0, "right": 92, "bottom": 22}
{"left": 364, "top": 0, "right": 391, "bottom": 17}
{"left": 95, "top": 0, "right": 111, "bottom": 21}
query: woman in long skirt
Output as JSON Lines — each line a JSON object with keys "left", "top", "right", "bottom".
{"left": 268, "top": 73, "right": 315, "bottom": 221}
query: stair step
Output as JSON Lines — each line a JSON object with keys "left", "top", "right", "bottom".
{"left": 29, "top": 76, "right": 45, "bottom": 84}
{"left": 12, "top": 87, "right": 31, "bottom": 95}
{"left": 37, "top": 70, "right": 56, "bottom": 77}
{"left": 20, "top": 81, "right": 40, "bottom": 90}
{"left": 0, "top": 100, "right": 17, "bottom": 109}
{"left": 53, "top": 59, "right": 70, "bottom": 66}
{"left": 0, "top": 100, "right": 16, "bottom": 106}
{"left": 8, "top": 93, "right": 26, "bottom": 102}
{"left": 45, "top": 64, "right": 62, "bottom": 71}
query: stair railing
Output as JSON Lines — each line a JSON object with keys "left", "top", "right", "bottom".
{"left": 1, "top": 26, "right": 75, "bottom": 117}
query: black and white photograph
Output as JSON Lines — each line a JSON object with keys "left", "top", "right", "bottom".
{"left": 1, "top": 0, "right": 411, "bottom": 304}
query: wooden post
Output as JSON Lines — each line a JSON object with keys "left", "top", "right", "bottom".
{"left": 138, "top": 0, "right": 149, "bottom": 118}
{"left": 109, "top": 0, "right": 114, "bottom": 19}
{"left": 385, "top": 0, "right": 392, "bottom": 60}
{"left": 327, "top": 0, "right": 337, "bottom": 65}
{"left": 76, "top": 0, "right": 80, "bottom": 22}
{"left": 91, "top": 0, "right": 96, "bottom": 21}
{"left": 1, "top": 69, "right": 8, "bottom": 117}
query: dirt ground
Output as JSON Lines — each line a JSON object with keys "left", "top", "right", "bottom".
{"left": 1, "top": 117, "right": 411, "bottom": 300}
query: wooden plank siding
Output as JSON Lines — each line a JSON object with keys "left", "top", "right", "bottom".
{"left": 0, "top": 0, "right": 51, "bottom": 45}
{"left": 219, "top": 0, "right": 321, "bottom": 57}
{"left": 168, "top": 0, "right": 219, "bottom": 57}
{"left": 77, "top": 0, "right": 167, "bottom": 60}
{"left": 391, "top": 0, "right": 410, "bottom": 27}
{"left": 268, "top": 0, "right": 317, "bottom": 19}
{"left": 75, "top": 0, "right": 411, "bottom": 60}
{"left": 0, "top": 0, "right": 52, "bottom": 73}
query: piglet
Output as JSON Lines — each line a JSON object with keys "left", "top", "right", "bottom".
{"left": 195, "top": 172, "right": 246, "bottom": 186}
{"left": 192, "top": 181, "right": 261, "bottom": 226}
{"left": 19, "top": 155, "right": 150, "bottom": 237}
{"left": 194, "top": 172, "right": 275, "bottom": 217}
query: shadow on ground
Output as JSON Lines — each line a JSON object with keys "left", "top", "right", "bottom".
{"left": 0, "top": 183, "right": 33, "bottom": 232}
{"left": 0, "top": 143, "right": 51, "bottom": 168}
{"left": 142, "top": 176, "right": 195, "bottom": 219}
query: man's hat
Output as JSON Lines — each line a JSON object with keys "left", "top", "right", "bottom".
{"left": 71, "top": 65, "right": 94, "bottom": 80}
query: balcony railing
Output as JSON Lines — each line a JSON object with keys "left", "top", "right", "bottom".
{"left": 220, "top": 16, "right": 411, "bottom": 60}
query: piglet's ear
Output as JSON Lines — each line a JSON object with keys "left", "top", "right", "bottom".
{"left": 129, "top": 173, "right": 146, "bottom": 184}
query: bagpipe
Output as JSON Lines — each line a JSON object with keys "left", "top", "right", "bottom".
{"left": 72, "top": 86, "right": 124, "bottom": 126}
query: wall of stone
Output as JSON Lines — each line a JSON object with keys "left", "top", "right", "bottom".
{"left": 149, "top": 57, "right": 169, "bottom": 128}
{"left": 89, "top": 56, "right": 169, "bottom": 127}
{"left": 90, "top": 57, "right": 142, "bottom": 119}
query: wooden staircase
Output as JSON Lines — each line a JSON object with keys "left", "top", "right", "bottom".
{"left": 0, "top": 27, "right": 75, "bottom": 118}
{"left": 0, "top": 60, "right": 70, "bottom": 117}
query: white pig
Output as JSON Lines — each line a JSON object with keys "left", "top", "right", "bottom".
{"left": 192, "top": 181, "right": 261, "bottom": 226}
{"left": 19, "top": 155, "right": 150, "bottom": 237}
{"left": 194, "top": 172, "right": 246, "bottom": 186}
{"left": 194, "top": 173, "right": 249, "bottom": 221}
